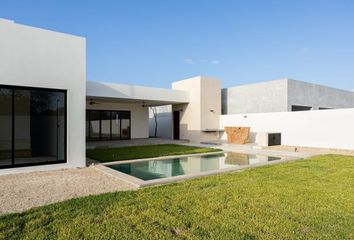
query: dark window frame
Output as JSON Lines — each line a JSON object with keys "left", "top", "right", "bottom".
{"left": 86, "top": 110, "right": 131, "bottom": 141}
{"left": 0, "top": 84, "right": 67, "bottom": 169}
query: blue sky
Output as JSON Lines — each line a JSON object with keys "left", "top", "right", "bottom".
{"left": 1, "top": 0, "right": 354, "bottom": 90}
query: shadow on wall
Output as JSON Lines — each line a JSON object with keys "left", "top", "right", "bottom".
{"left": 249, "top": 132, "right": 257, "bottom": 143}
{"left": 221, "top": 88, "right": 228, "bottom": 115}
{"left": 87, "top": 82, "right": 132, "bottom": 99}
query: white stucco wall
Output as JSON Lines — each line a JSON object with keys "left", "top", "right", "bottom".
{"left": 0, "top": 19, "right": 86, "bottom": 174}
{"left": 172, "top": 76, "right": 221, "bottom": 143}
{"left": 220, "top": 109, "right": 354, "bottom": 150}
{"left": 87, "top": 101, "right": 149, "bottom": 139}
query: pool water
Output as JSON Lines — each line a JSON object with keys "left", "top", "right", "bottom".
{"left": 109, "top": 152, "right": 281, "bottom": 181}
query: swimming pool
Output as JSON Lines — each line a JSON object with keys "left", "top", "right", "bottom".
{"left": 102, "top": 152, "right": 290, "bottom": 186}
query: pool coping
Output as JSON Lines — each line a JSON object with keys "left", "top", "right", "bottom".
{"left": 92, "top": 151, "right": 301, "bottom": 187}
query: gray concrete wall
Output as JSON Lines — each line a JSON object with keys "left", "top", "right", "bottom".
{"left": 222, "top": 78, "right": 354, "bottom": 114}
{"left": 222, "top": 79, "right": 288, "bottom": 114}
{"left": 287, "top": 79, "right": 354, "bottom": 110}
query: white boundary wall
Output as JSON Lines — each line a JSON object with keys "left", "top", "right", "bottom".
{"left": 220, "top": 108, "right": 354, "bottom": 150}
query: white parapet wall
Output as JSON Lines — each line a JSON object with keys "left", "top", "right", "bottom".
{"left": 220, "top": 108, "right": 354, "bottom": 150}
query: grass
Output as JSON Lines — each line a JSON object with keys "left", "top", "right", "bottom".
{"left": 86, "top": 144, "right": 221, "bottom": 162}
{"left": 1, "top": 155, "right": 353, "bottom": 240}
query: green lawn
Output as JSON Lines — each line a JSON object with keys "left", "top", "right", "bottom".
{"left": 1, "top": 155, "right": 353, "bottom": 240}
{"left": 87, "top": 144, "right": 221, "bottom": 162}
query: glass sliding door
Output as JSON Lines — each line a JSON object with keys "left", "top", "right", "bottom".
{"left": 121, "top": 111, "right": 131, "bottom": 140}
{"left": 0, "top": 88, "right": 13, "bottom": 167}
{"left": 101, "top": 111, "right": 111, "bottom": 140}
{"left": 88, "top": 111, "right": 100, "bottom": 140}
{"left": 86, "top": 110, "right": 131, "bottom": 141}
{"left": 111, "top": 111, "right": 121, "bottom": 140}
{"left": 0, "top": 85, "right": 67, "bottom": 169}
{"left": 14, "top": 89, "right": 66, "bottom": 165}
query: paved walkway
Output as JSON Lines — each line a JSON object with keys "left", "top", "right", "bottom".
{"left": 184, "top": 142, "right": 313, "bottom": 159}
{"left": 0, "top": 167, "right": 137, "bottom": 215}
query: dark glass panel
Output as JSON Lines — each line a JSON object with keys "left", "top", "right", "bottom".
{"left": 14, "top": 89, "right": 65, "bottom": 164}
{"left": 0, "top": 88, "right": 13, "bottom": 167}
{"left": 101, "top": 111, "right": 111, "bottom": 140}
{"left": 89, "top": 111, "right": 100, "bottom": 140}
{"left": 291, "top": 105, "right": 312, "bottom": 111}
{"left": 86, "top": 110, "right": 89, "bottom": 141}
{"left": 111, "top": 111, "right": 121, "bottom": 140}
{"left": 121, "top": 112, "right": 130, "bottom": 140}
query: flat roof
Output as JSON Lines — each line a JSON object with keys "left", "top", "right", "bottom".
{"left": 86, "top": 81, "right": 189, "bottom": 106}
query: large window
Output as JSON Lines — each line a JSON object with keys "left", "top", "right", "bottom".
{"left": 291, "top": 105, "right": 312, "bottom": 111}
{"left": 0, "top": 85, "right": 66, "bottom": 169}
{"left": 86, "top": 110, "right": 131, "bottom": 141}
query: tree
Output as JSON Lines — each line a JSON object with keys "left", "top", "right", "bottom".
{"left": 150, "top": 107, "right": 158, "bottom": 137}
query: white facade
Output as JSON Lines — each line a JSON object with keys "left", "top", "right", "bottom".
{"left": 0, "top": 19, "right": 86, "bottom": 174}
{"left": 221, "top": 109, "right": 354, "bottom": 150}
{"left": 172, "top": 76, "right": 221, "bottom": 142}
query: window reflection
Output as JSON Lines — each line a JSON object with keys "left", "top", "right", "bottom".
{"left": 0, "top": 88, "right": 13, "bottom": 167}
{"left": 86, "top": 110, "right": 130, "bottom": 141}
{"left": 0, "top": 86, "right": 66, "bottom": 169}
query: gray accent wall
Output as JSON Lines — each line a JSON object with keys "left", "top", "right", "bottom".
{"left": 222, "top": 79, "right": 354, "bottom": 114}
{"left": 287, "top": 79, "right": 354, "bottom": 111}
{"left": 222, "top": 79, "right": 288, "bottom": 114}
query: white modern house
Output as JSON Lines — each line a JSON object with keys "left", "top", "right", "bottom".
{"left": 1, "top": 19, "right": 354, "bottom": 175}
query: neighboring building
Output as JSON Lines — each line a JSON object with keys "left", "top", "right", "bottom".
{"left": 222, "top": 79, "right": 354, "bottom": 114}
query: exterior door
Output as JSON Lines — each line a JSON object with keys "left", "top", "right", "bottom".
{"left": 173, "top": 111, "right": 180, "bottom": 140}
